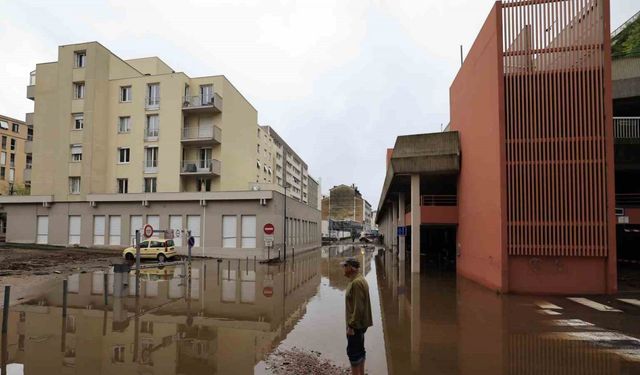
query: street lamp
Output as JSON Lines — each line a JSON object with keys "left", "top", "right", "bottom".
{"left": 283, "top": 183, "right": 291, "bottom": 261}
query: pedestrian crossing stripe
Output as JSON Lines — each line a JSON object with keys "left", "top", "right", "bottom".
{"left": 549, "top": 319, "right": 594, "bottom": 327}
{"left": 618, "top": 298, "right": 640, "bottom": 308}
{"left": 567, "top": 297, "right": 622, "bottom": 312}
{"left": 537, "top": 309, "right": 562, "bottom": 316}
{"left": 535, "top": 300, "right": 562, "bottom": 310}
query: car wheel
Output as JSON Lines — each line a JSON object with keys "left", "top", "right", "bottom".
{"left": 157, "top": 253, "right": 167, "bottom": 263}
{"left": 125, "top": 253, "right": 134, "bottom": 261}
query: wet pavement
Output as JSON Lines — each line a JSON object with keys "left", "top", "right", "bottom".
{"left": 1, "top": 245, "right": 640, "bottom": 374}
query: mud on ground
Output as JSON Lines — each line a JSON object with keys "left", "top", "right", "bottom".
{"left": 0, "top": 245, "right": 120, "bottom": 304}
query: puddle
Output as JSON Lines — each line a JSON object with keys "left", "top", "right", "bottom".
{"left": 1, "top": 245, "right": 639, "bottom": 374}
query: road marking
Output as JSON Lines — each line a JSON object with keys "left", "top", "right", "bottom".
{"left": 618, "top": 298, "right": 640, "bottom": 308}
{"left": 546, "top": 331, "right": 640, "bottom": 342}
{"left": 549, "top": 319, "right": 594, "bottom": 327}
{"left": 537, "top": 309, "right": 562, "bottom": 316}
{"left": 567, "top": 297, "right": 622, "bottom": 312}
{"left": 536, "top": 300, "right": 563, "bottom": 310}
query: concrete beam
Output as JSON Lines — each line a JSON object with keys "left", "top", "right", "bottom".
{"left": 411, "top": 174, "right": 421, "bottom": 273}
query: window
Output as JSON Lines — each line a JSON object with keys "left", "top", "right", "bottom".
{"left": 69, "top": 177, "right": 81, "bottom": 194}
{"left": 72, "top": 113, "right": 84, "bottom": 130}
{"left": 144, "top": 177, "right": 157, "bottom": 193}
{"left": 93, "top": 216, "right": 105, "bottom": 245}
{"left": 197, "top": 178, "right": 211, "bottom": 192}
{"left": 145, "top": 115, "right": 159, "bottom": 138}
{"left": 0, "top": 121, "right": 7, "bottom": 130}
{"left": 74, "top": 51, "right": 86, "bottom": 68}
{"left": 118, "top": 116, "right": 130, "bottom": 133}
{"left": 169, "top": 216, "right": 182, "bottom": 247}
{"left": 200, "top": 84, "right": 213, "bottom": 104}
{"left": 0, "top": 167, "right": 4, "bottom": 180}
{"left": 68, "top": 215, "right": 81, "bottom": 244}
{"left": 70, "top": 144, "right": 82, "bottom": 162}
{"left": 187, "top": 215, "right": 201, "bottom": 246}
{"left": 0, "top": 151, "right": 5, "bottom": 165}
{"left": 118, "top": 148, "right": 130, "bottom": 163}
{"left": 241, "top": 215, "right": 256, "bottom": 248}
{"left": 10, "top": 139, "right": 15, "bottom": 151}
{"left": 147, "top": 215, "right": 160, "bottom": 232}
{"left": 120, "top": 86, "right": 131, "bottom": 102}
{"left": 27, "top": 127, "right": 33, "bottom": 141}
{"left": 130, "top": 215, "right": 142, "bottom": 245}
{"left": 222, "top": 267, "right": 237, "bottom": 302}
{"left": 1, "top": 136, "right": 6, "bottom": 149}
{"left": 109, "top": 216, "right": 121, "bottom": 245}
{"left": 144, "top": 147, "right": 158, "bottom": 170}
{"left": 112, "top": 346, "right": 125, "bottom": 363}
{"left": 117, "top": 178, "right": 128, "bottom": 194}
{"left": 8, "top": 168, "right": 14, "bottom": 182}
{"left": 73, "top": 82, "right": 85, "bottom": 99}
{"left": 147, "top": 83, "right": 160, "bottom": 107}
{"left": 222, "top": 215, "right": 237, "bottom": 248}
{"left": 36, "top": 216, "right": 48, "bottom": 244}
{"left": 11, "top": 123, "right": 19, "bottom": 133}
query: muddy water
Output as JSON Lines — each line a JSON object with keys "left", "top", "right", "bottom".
{"left": 1, "top": 245, "right": 639, "bottom": 374}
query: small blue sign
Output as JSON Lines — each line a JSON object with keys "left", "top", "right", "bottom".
{"left": 188, "top": 236, "right": 195, "bottom": 247}
{"left": 397, "top": 226, "right": 407, "bottom": 236}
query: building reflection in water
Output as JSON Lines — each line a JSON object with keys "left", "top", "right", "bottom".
{"left": 1, "top": 250, "right": 321, "bottom": 375}
{"left": 376, "top": 250, "right": 638, "bottom": 375}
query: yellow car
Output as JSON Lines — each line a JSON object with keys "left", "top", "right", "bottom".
{"left": 122, "top": 238, "right": 178, "bottom": 262}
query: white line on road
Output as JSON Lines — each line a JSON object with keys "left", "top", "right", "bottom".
{"left": 549, "top": 319, "right": 595, "bottom": 327}
{"left": 567, "top": 297, "right": 622, "bottom": 312}
{"left": 535, "top": 300, "right": 563, "bottom": 310}
{"left": 618, "top": 298, "right": 640, "bottom": 308}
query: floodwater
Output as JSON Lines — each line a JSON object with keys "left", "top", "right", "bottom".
{"left": 1, "top": 245, "right": 640, "bottom": 374}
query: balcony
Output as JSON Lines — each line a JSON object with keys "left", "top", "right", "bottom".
{"left": 614, "top": 117, "right": 640, "bottom": 144}
{"left": 182, "top": 94, "right": 223, "bottom": 113}
{"left": 145, "top": 96, "right": 160, "bottom": 110}
{"left": 181, "top": 159, "right": 221, "bottom": 176}
{"left": 26, "top": 71, "right": 35, "bottom": 100}
{"left": 25, "top": 112, "right": 34, "bottom": 126}
{"left": 24, "top": 167, "right": 31, "bottom": 182}
{"left": 25, "top": 141, "right": 33, "bottom": 154}
{"left": 181, "top": 126, "right": 222, "bottom": 146}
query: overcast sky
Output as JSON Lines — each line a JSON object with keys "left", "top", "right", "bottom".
{"left": 1, "top": 0, "right": 638, "bottom": 207}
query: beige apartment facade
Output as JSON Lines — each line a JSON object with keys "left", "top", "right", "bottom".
{"left": 0, "top": 114, "right": 31, "bottom": 195}
{"left": 0, "top": 41, "right": 321, "bottom": 256}
{"left": 28, "top": 42, "right": 257, "bottom": 200}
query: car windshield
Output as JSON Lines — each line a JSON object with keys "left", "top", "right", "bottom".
{"left": 165, "top": 240, "right": 175, "bottom": 247}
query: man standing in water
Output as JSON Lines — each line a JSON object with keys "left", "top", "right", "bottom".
{"left": 341, "top": 257, "right": 372, "bottom": 375}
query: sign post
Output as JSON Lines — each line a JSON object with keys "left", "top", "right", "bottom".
{"left": 397, "top": 226, "right": 407, "bottom": 237}
{"left": 187, "top": 230, "right": 195, "bottom": 263}
{"left": 264, "top": 223, "right": 275, "bottom": 260}
{"left": 135, "top": 229, "right": 141, "bottom": 297}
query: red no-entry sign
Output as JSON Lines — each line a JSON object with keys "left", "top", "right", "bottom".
{"left": 263, "top": 286, "right": 273, "bottom": 298}
{"left": 143, "top": 224, "right": 154, "bottom": 238}
{"left": 263, "top": 223, "right": 275, "bottom": 235}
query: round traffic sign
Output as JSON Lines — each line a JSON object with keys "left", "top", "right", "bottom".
{"left": 263, "top": 223, "right": 275, "bottom": 235}
{"left": 263, "top": 286, "right": 273, "bottom": 298}
{"left": 188, "top": 236, "right": 195, "bottom": 247}
{"left": 143, "top": 224, "right": 154, "bottom": 238}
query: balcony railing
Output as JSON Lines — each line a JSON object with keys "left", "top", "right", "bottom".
{"left": 144, "top": 159, "right": 158, "bottom": 174}
{"left": 421, "top": 195, "right": 457, "bottom": 206}
{"left": 617, "top": 193, "right": 640, "bottom": 208}
{"left": 614, "top": 117, "right": 640, "bottom": 140}
{"left": 181, "top": 159, "right": 221, "bottom": 175}
{"left": 145, "top": 96, "right": 160, "bottom": 109}
{"left": 25, "top": 112, "right": 34, "bottom": 126}
{"left": 181, "top": 126, "right": 222, "bottom": 143}
{"left": 182, "top": 94, "right": 223, "bottom": 112}
{"left": 144, "top": 128, "right": 159, "bottom": 140}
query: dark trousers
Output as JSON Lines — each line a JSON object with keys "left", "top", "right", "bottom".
{"left": 346, "top": 328, "right": 367, "bottom": 366}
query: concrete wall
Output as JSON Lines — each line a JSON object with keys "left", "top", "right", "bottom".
{"left": 449, "top": 4, "right": 506, "bottom": 292}
{"left": 2, "top": 193, "right": 320, "bottom": 259}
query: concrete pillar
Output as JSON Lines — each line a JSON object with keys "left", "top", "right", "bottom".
{"left": 391, "top": 200, "right": 398, "bottom": 254}
{"left": 410, "top": 273, "right": 421, "bottom": 371}
{"left": 411, "top": 174, "right": 421, "bottom": 273}
{"left": 398, "top": 193, "right": 406, "bottom": 261}
{"left": 398, "top": 259, "right": 406, "bottom": 323}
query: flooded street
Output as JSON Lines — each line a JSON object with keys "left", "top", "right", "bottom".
{"left": 1, "top": 245, "right": 640, "bottom": 374}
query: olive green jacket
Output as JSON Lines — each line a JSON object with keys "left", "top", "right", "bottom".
{"left": 345, "top": 274, "right": 373, "bottom": 330}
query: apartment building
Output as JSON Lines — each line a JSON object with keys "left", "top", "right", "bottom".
{"left": 321, "top": 184, "right": 373, "bottom": 235}
{"left": 0, "top": 42, "right": 321, "bottom": 258}
{"left": 0, "top": 114, "right": 31, "bottom": 195}
{"left": 259, "top": 125, "right": 311, "bottom": 204}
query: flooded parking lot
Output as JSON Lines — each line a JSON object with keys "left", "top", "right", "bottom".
{"left": 1, "top": 245, "right": 640, "bottom": 374}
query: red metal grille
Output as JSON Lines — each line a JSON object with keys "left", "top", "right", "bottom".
{"left": 502, "top": 0, "right": 612, "bottom": 256}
